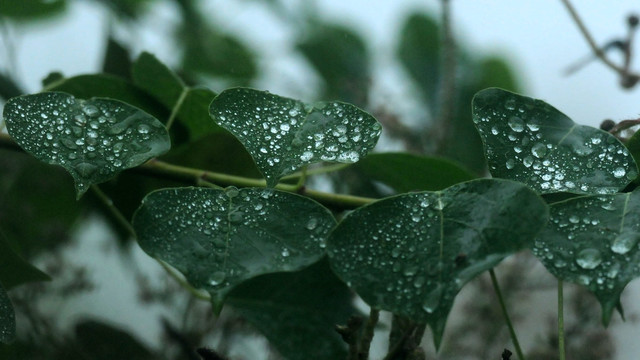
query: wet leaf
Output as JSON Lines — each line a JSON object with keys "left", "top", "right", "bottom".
{"left": 0, "top": 283, "right": 15, "bottom": 344}
{"left": 228, "top": 259, "right": 356, "bottom": 360}
{"left": 533, "top": 188, "right": 640, "bottom": 325}
{"left": 353, "top": 152, "right": 476, "bottom": 192}
{"left": 327, "top": 178, "right": 548, "bottom": 348}
{"left": 132, "top": 187, "right": 335, "bottom": 311}
{"left": 472, "top": 88, "right": 638, "bottom": 194}
{"left": 0, "top": 230, "right": 50, "bottom": 290}
{"left": 4, "top": 92, "right": 171, "bottom": 197}
{"left": 209, "top": 88, "right": 381, "bottom": 187}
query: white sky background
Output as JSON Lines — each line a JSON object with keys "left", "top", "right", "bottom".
{"left": 5, "top": 0, "right": 640, "bottom": 128}
{"left": 3, "top": 0, "right": 640, "bottom": 358}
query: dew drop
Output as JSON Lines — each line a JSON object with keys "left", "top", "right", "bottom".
{"left": 137, "top": 124, "right": 150, "bottom": 134}
{"left": 75, "top": 162, "right": 97, "bottom": 176}
{"left": 300, "top": 151, "right": 314, "bottom": 161}
{"left": 531, "top": 143, "right": 547, "bottom": 158}
{"left": 613, "top": 167, "right": 626, "bottom": 178}
{"left": 611, "top": 232, "right": 640, "bottom": 254}
{"left": 505, "top": 158, "right": 515, "bottom": 169}
{"left": 209, "top": 271, "right": 226, "bottom": 286}
{"left": 507, "top": 116, "right": 525, "bottom": 132}
{"left": 504, "top": 99, "right": 516, "bottom": 110}
{"left": 576, "top": 248, "right": 602, "bottom": 269}
{"left": 281, "top": 248, "right": 290, "bottom": 257}
{"left": 422, "top": 284, "right": 443, "bottom": 314}
{"left": 306, "top": 218, "right": 318, "bottom": 230}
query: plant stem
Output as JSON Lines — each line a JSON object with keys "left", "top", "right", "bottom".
{"left": 280, "top": 163, "right": 350, "bottom": 180}
{"left": 558, "top": 280, "right": 566, "bottom": 360}
{"left": 165, "top": 87, "right": 189, "bottom": 130}
{"left": 143, "top": 159, "right": 376, "bottom": 209}
{"left": 489, "top": 269, "right": 526, "bottom": 360}
{"left": 91, "top": 185, "right": 136, "bottom": 237}
{"left": 0, "top": 132, "right": 377, "bottom": 209}
{"left": 559, "top": 0, "right": 639, "bottom": 79}
{"left": 358, "top": 308, "right": 380, "bottom": 360}
{"left": 435, "top": 0, "right": 457, "bottom": 154}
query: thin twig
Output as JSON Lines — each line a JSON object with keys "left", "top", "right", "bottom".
{"left": 489, "top": 269, "right": 526, "bottom": 360}
{"left": 560, "top": 0, "right": 640, "bottom": 80}
{"left": 558, "top": 280, "right": 566, "bottom": 360}
{"left": 358, "top": 308, "right": 380, "bottom": 360}
{"left": 435, "top": 0, "right": 457, "bottom": 154}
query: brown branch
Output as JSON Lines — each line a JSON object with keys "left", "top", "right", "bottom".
{"left": 560, "top": 0, "right": 640, "bottom": 87}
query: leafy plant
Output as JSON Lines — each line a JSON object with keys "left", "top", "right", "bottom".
{"left": 2, "top": 2, "right": 639, "bottom": 360}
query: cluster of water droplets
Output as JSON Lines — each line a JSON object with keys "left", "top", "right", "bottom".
{"left": 329, "top": 192, "right": 464, "bottom": 319}
{"left": 533, "top": 194, "right": 640, "bottom": 293}
{"left": 211, "top": 89, "right": 381, "bottom": 185}
{"left": 474, "top": 95, "right": 637, "bottom": 194}
{"left": 137, "top": 187, "right": 332, "bottom": 294}
{"left": 0, "top": 287, "right": 14, "bottom": 343}
{"left": 5, "top": 92, "right": 169, "bottom": 194}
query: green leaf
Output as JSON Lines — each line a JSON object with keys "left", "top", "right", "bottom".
{"left": 102, "top": 37, "right": 132, "bottom": 79}
{"left": 532, "top": 188, "right": 640, "bottom": 325}
{"left": 353, "top": 152, "right": 476, "bottom": 192}
{"left": 327, "top": 178, "right": 548, "bottom": 348}
{"left": 73, "top": 320, "right": 156, "bottom": 360}
{"left": 0, "top": 230, "right": 50, "bottom": 290}
{"left": 132, "top": 52, "right": 185, "bottom": 109}
{"left": 132, "top": 52, "right": 220, "bottom": 138}
{"left": 4, "top": 92, "right": 171, "bottom": 197}
{"left": 0, "top": 0, "right": 65, "bottom": 20}
{"left": 397, "top": 13, "right": 440, "bottom": 109}
{"left": 297, "top": 24, "right": 370, "bottom": 106}
{"left": 0, "top": 149, "right": 81, "bottom": 258}
{"left": 0, "top": 283, "right": 15, "bottom": 344}
{"left": 228, "top": 258, "right": 356, "bottom": 360}
{"left": 209, "top": 88, "right": 382, "bottom": 187}
{"left": 132, "top": 187, "right": 336, "bottom": 311}
{"left": 472, "top": 88, "right": 638, "bottom": 194}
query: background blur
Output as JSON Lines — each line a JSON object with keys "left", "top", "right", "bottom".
{"left": 1, "top": 0, "right": 640, "bottom": 359}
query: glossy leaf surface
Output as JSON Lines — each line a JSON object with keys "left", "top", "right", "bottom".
{"left": 0, "top": 231, "right": 50, "bottom": 289}
{"left": 353, "top": 152, "right": 476, "bottom": 192}
{"left": 209, "top": 88, "right": 381, "bottom": 186}
{"left": 533, "top": 189, "right": 640, "bottom": 324}
{"left": 228, "top": 259, "right": 356, "bottom": 360}
{"left": 473, "top": 88, "right": 637, "bottom": 194}
{"left": 4, "top": 92, "right": 171, "bottom": 196}
{"left": 0, "top": 283, "right": 15, "bottom": 344}
{"left": 327, "top": 178, "right": 548, "bottom": 347}
{"left": 133, "top": 187, "right": 335, "bottom": 310}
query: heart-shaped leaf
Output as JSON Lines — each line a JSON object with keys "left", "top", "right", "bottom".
{"left": 0, "top": 283, "right": 15, "bottom": 344}
{"left": 327, "top": 178, "right": 548, "bottom": 348}
{"left": 533, "top": 188, "right": 640, "bottom": 325}
{"left": 228, "top": 259, "right": 357, "bottom": 360}
{"left": 4, "top": 92, "right": 171, "bottom": 197}
{"left": 209, "top": 88, "right": 382, "bottom": 187}
{"left": 472, "top": 88, "right": 638, "bottom": 194}
{"left": 132, "top": 187, "right": 335, "bottom": 311}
